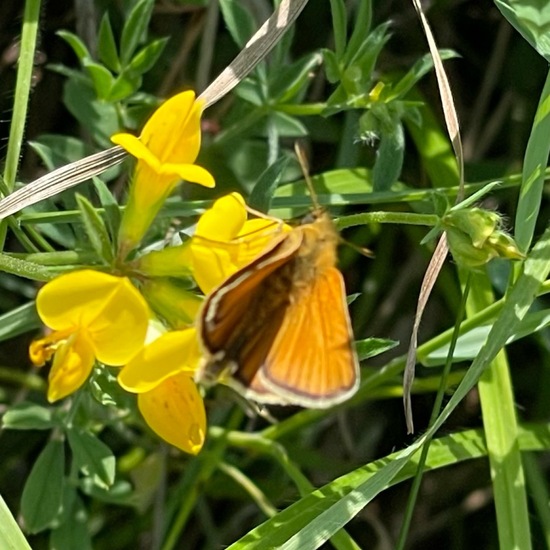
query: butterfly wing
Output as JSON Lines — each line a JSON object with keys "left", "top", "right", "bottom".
{"left": 198, "top": 231, "right": 303, "bottom": 386}
{"left": 256, "top": 266, "right": 359, "bottom": 408}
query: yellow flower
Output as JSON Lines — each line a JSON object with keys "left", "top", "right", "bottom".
{"left": 133, "top": 192, "right": 288, "bottom": 294}
{"left": 118, "top": 328, "right": 206, "bottom": 454}
{"left": 112, "top": 90, "right": 215, "bottom": 257}
{"left": 190, "top": 192, "right": 289, "bottom": 293}
{"left": 30, "top": 270, "right": 149, "bottom": 402}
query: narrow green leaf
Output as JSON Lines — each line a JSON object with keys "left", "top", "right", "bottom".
{"left": 495, "top": 0, "right": 550, "bottom": 62}
{"left": 56, "top": 30, "right": 91, "bottom": 62}
{"left": 329, "top": 0, "right": 347, "bottom": 60}
{"left": 0, "top": 253, "right": 54, "bottom": 281}
{"left": 387, "top": 50, "right": 458, "bottom": 101}
{"left": 83, "top": 60, "right": 115, "bottom": 100}
{"left": 355, "top": 338, "right": 398, "bottom": 361}
{"left": 0, "top": 302, "right": 40, "bottom": 342}
{"left": 97, "top": 13, "right": 120, "bottom": 72}
{"left": 372, "top": 122, "right": 404, "bottom": 191}
{"left": 75, "top": 194, "right": 114, "bottom": 263}
{"left": 468, "top": 272, "right": 531, "bottom": 549}
{"left": 92, "top": 178, "right": 121, "bottom": 247}
{"left": 423, "top": 307, "right": 550, "bottom": 365}
{"left": 120, "top": 0, "right": 155, "bottom": 65}
{"left": 271, "top": 53, "right": 322, "bottom": 103}
{"left": 249, "top": 156, "right": 290, "bottom": 212}
{"left": 219, "top": 0, "right": 257, "bottom": 48}
{"left": 0, "top": 494, "right": 32, "bottom": 550}
{"left": 514, "top": 68, "right": 550, "bottom": 252}
{"left": 345, "top": 0, "right": 372, "bottom": 64}
{"left": 105, "top": 74, "right": 140, "bottom": 102}
{"left": 2, "top": 402, "right": 53, "bottom": 431}
{"left": 126, "top": 37, "right": 169, "bottom": 78}
{"left": 21, "top": 439, "right": 65, "bottom": 533}
{"left": 322, "top": 49, "right": 342, "bottom": 83}
{"left": 67, "top": 428, "right": 116, "bottom": 489}
{"left": 49, "top": 488, "right": 92, "bottom": 550}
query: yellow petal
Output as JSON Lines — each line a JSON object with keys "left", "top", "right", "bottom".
{"left": 195, "top": 193, "right": 247, "bottom": 241}
{"left": 138, "top": 372, "right": 206, "bottom": 454}
{"left": 140, "top": 91, "right": 203, "bottom": 165}
{"left": 191, "top": 193, "right": 287, "bottom": 293}
{"left": 159, "top": 163, "right": 215, "bottom": 188}
{"left": 110, "top": 133, "right": 160, "bottom": 171}
{"left": 47, "top": 333, "right": 95, "bottom": 402}
{"left": 87, "top": 279, "right": 150, "bottom": 365}
{"left": 36, "top": 271, "right": 149, "bottom": 366}
{"left": 118, "top": 329, "right": 201, "bottom": 393}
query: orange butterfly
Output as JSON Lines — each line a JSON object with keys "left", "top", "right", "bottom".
{"left": 197, "top": 206, "right": 360, "bottom": 408}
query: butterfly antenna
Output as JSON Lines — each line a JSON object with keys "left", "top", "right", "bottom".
{"left": 294, "top": 141, "right": 321, "bottom": 211}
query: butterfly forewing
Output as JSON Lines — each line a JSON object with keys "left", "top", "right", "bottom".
{"left": 199, "top": 230, "right": 303, "bottom": 383}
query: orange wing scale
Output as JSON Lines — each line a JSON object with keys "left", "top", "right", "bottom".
{"left": 255, "top": 267, "right": 359, "bottom": 407}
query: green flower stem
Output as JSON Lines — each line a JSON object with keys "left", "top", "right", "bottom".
{"left": 217, "top": 461, "right": 278, "bottom": 517}
{"left": 336, "top": 211, "right": 438, "bottom": 229}
{"left": 0, "top": 0, "right": 42, "bottom": 251}
{"left": 467, "top": 270, "right": 531, "bottom": 549}
{"left": 23, "top": 225, "right": 55, "bottom": 252}
{"left": 162, "top": 409, "right": 244, "bottom": 550}
{"left": 396, "top": 275, "right": 471, "bottom": 550}
{"left": 209, "top": 428, "right": 361, "bottom": 550}
{"left": 5, "top": 220, "right": 40, "bottom": 253}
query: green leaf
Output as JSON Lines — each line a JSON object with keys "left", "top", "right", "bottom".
{"left": 219, "top": 0, "right": 257, "bottom": 48}
{"left": 98, "top": 13, "right": 120, "bottom": 72}
{"left": 0, "top": 302, "right": 40, "bottom": 342}
{"left": 329, "top": 0, "right": 347, "bottom": 59}
{"left": 269, "top": 111, "right": 308, "bottom": 137}
{"left": 355, "top": 338, "right": 398, "bottom": 361}
{"left": 82, "top": 60, "right": 115, "bottom": 100}
{"left": 106, "top": 74, "right": 140, "bottom": 102}
{"left": 495, "top": 0, "right": 550, "bottom": 62}
{"left": 345, "top": 0, "right": 372, "bottom": 64}
{"left": 514, "top": 68, "right": 550, "bottom": 252}
{"left": 0, "top": 253, "right": 54, "bottom": 282}
{"left": 126, "top": 37, "right": 169, "bottom": 78}
{"left": 49, "top": 488, "right": 92, "bottom": 550}
{"left": 249, "top": 156, "right": 290, "bottom": 212}
{"left": 120, "top": 0, "right": 155, "bottom": 65}
{"left": 21, "top": 439, "right": 65, "bottom": 534}
{"left": 422, "top": 307, "right": 550, "bottom": 366}
{"left": 92, "top": 178, "right": 121, "bottom": 247}
{"left": 67, "top": 428, "right": 116, "bottom": 490}
{"left": 344, "top": 21, "right": 391, "bottom": 77}
{"left": 75, "top": 194, "right": 114, "bottom": 264}
{"left": 234, "top": 79, "right": 264, "bottom": 106}
{"left": 63, "top": 78, "right": 119, "bottom": 147}
{"left": 386, "top": 50, "right": 459, "bottom": 101}
{"left": 372, "top": 122, "right": 404, "bottom": 191}
{"left": 270, "top": 53, "right": 322, "bottom": 103}
{"left": 0, "top": 493, "right": 32, "bottom": 550}
{"left": 2, "top": 402, "right": 53, "bottom": 431}
{"left": 322, "top": 49, "right": 342, "bottom": 83}
{"left": 56, "top": 30, "right": 90, "bottom": 62}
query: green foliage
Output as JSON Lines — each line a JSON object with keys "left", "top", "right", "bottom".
{"left": 1, "top": 0, "right": 550, "bottom": 549}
